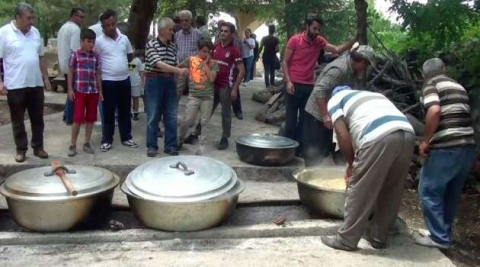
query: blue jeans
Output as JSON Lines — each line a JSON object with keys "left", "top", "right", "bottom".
{"left": 145, "top": 75, "right": 177, "bottom": 152}
{"left": 243, "top": 56, "right": 254, "bottom": 82}
{"left": 64, "top": 98, "right": 74, "bottom": 124}
{"left": 419, "top": 145, "right": 476, "bottom": 244}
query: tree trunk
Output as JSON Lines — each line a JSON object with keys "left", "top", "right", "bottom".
{"left": 284, "top": 0, "right": 294, "bottom": 39}
{"left": 354, "top": 0, "right": 368, "bottom": 45}
{"left": 127, "top": 0, "right": 160, "bottom": 50}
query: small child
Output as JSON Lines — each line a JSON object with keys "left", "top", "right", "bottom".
{"left": 178, "top": 40, "right": 218, "bottom": 155}
{"left": 67, "top": 29, "right": 103, "bottom": 156}
{"left": 129, "top": 50, "right": 145, "bottom": 121}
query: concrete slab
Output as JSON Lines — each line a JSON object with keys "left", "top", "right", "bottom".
{"left": 0, "top": 235, "right": 454, "bottom": 267}
{"left": 0, "top": 79, "right": 305, "bottom": 172}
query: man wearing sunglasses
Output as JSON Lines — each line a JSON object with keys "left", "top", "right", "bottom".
{"left": 57, "top": 8, "right": 85, "bottom": 125}
{"left": 303, "top": 44, "right": 376, "bottom": 166}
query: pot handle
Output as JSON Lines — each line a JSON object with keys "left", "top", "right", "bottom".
{"left": 169, "top": 162, "right": 195, "bottom": 176}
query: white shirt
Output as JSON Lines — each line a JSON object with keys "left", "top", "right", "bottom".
{"left": 242, "top": 38, "right": 255, "bottom": 58}
{"left": 0, "top": 21, "right": 45, "bottom": 90}
{"left": 328, "top": 89, "right": 414, "bottom": 150}
{"left": 94, "top": 33, "right": 133, "bottom": 81}
{"left": 89, "top": 23, "right": 103, "bottom": 38}
{"left": 57, "top": 21, "right": 81, "bottom": 74}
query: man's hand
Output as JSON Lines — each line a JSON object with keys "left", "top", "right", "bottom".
{"left": 43, "top": 77, "right": 52, "bottom": 91}
{"left": 68, "top": 90, "right": 75, "bottom": 101}
{"left": 322, "top": 114, "right": 333, "bottom": 129}
{"left": 231, "top": 88, "right": 238, "bottom": 101}
{"left": 177, "top": 68, "right": 189, "bottom": 76}
{"left": 419, "top": 140, "right": 430, "bottom": 157}
{"left": 345, "top": 163, "right": 353, "bottom": 188}
{"left": 0, "top": 83, "right": 7, "bottom": 96}
{"left": 286, "top": 81, "right": 294, "bottom": 95}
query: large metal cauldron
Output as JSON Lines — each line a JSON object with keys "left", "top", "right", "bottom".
{"left": 0, "top": 165, "right": 119, "bottom": 232}
{"left": 293, "top": 166, "right": 346, "bottom": 219}
{"left": 122, "top": 156, "right": 245, "bottom": 231}
{"left": 235, "top": 133, "right": 299, "bottom": 166}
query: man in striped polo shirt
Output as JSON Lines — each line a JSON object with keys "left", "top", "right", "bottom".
{"left": 321, "top": 86, "right": 415, "bottom": 251}
{"left": 415, "top": 58, "right": 476, "bottom": 249}
{"left": 144, "top": 17, "right": 188, "bottom": 157}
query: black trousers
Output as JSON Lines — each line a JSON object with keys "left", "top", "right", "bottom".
{"left": 101, "top": 78, "right": 132, "bottom": 144}
{"left": 7, "top": 87, "right": 45, "bottom": 153}
{"left": 303, "top": 112, "right": 334, "bottom": 167}
{"left": 263, "top": 57, "right": 276, "bottom": 87}
{"left": 285, "top": 83, "right": 313, "bottom": 155}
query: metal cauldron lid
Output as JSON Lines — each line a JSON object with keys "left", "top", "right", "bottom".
{"left": 0, "top": 165, "right": 119, "bottom": 201}
{"left": 124, "top": 155, "right": 237, "bottom": 202}
{"left": 236, "top": 133, "right": 299, "bottom": 149}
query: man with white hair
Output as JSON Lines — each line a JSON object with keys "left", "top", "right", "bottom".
{"left": 144, "top": 17, "right": 188, "bottom": 157}
{"left": 415, "top": 58, "right": 476, "bottom": 249}
{"left": 175, "top": 10, "right": 202, "bottom": 99}
{"left": 0, "top": 2, "right": 51, "bottom": 162}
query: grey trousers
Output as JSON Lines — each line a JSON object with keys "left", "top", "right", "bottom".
{"left": 179, "top": 96, "right": 213, "bottom": 146}
{"left": 337, "top": 130, "right": 415, "bottom": 248}
{"left": 212, "top": 87, "right": 232, "bottom": 138}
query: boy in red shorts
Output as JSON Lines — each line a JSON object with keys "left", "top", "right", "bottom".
{"left": 67, "top": 29, "right": 103, "bottom": 156}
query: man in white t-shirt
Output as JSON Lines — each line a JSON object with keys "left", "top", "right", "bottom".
{"left": 0, "top": 3, "right": 51, "bottom": 162}
{"left": 57, "top": 7, "right": 84, "bottom": 125}
{"left": 94, "top": 9, "right": 138, "bottom": 152}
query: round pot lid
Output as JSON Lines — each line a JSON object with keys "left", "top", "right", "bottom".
{"left": 124, "top": 156, "right": 237, "bottom": 202}
{"left": 0, "top": 165, "right": 119, "bottom": 201}
{"left": 236, "top": 133, "right": 299, "bottom": 149}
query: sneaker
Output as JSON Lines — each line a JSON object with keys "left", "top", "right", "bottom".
{"left": 418, "top": 229, "right": 431, "bottom": 237}
{"left": 242, "top": 82, "right": 247, "bottom": 87}
{"left": 147, "top": 148, "right": 158, "bottom": 157}
{"left": 100, "top": 143, "right": 112, "bottom": 152}
{"left": 218, "top": 137, "right": 229, "bottom": 150}
{"left": 68, "top": 145, "right": 77, "bottom": 157}
{"left": 195, "top": 145, "right": 205, "bottom": 155}
{"left": 95, "top": 121, "right": 102, "bottom": 126}
{"left": 132, "top": 112, "right": 139, "bottom": 121}
{"left": 414, "top": 236, "right": 451, "bottom": 249}
{"left": 122, "top": 139, "right": 139, "bottom": 148}
{"left": 83, "top": 142, "right": 94, "bottom": 154}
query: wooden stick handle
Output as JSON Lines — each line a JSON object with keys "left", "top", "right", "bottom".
{"left": 51, "top": 161, "right": 78, "bottom": 196}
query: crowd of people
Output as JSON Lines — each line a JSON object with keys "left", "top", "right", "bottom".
{"left": 0, "top": 2, "right": 476, "bottom": 254}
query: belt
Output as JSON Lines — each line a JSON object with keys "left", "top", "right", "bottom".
{"left": 145, "top": 72, "right": 173, "bottom": 77}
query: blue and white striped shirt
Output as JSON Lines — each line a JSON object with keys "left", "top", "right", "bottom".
{"left": 328, "top": 89, "right": 414, "bottom": 150}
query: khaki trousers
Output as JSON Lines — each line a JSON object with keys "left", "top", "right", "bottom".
{"left": 337, "top": 130, "right": 415, "bottom": 248}
{"left": 179, "top": 96, "right": 213, "bottom": 146}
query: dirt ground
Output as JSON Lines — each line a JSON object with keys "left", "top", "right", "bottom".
{"left": 0, "top": 101, "right": 63, "bottom": 126}
{"left": 400, "top": 188, "right": 480, "bottom": 267}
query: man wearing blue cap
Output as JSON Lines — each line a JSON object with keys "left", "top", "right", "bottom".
{"left": 320, "top": 86, "right": 415, "bottom": 251}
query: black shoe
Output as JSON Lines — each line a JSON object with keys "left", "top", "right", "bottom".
{"left": 321, "top": 236, "right": 357, "bottom": 251}
{"left": 184, "top": 134, "right": 198, "bottom": 145}
{"left": 164, "top": 149, "right": 179, "bottom": 156}
{"left": 147, "top": 148, "right": 158, "bottom": 157}
{"left": 132, "top": 112, "right": 139, "bottom": 121}
{"left": 235, "top": 112, "right": 244, "bottom": 120}
{"left": 218, "top": 137, "right": 229, "bottom": 150}
{"left": 363, "top": 233, "right": 387, "bottom": 249}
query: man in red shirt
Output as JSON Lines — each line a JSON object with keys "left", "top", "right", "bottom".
{"left": 212, "top": 22, "right": 245, "bottom": 150}
{"left": 282, "top": 16, "right": 356, "bottom": 157}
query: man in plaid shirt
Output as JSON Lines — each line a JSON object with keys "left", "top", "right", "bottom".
{"left": 67, "top": 28, "right": 103, "bottom": 157}
{"left": 175, "top": 10, "right": 201, "bottom": 99}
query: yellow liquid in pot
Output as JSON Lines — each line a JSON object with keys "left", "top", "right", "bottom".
{"left": 307, "top": 178, "right": 346, "bottom": 190}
